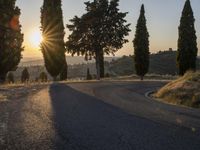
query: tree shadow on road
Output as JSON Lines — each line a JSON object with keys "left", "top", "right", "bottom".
{"left": 49, "top": 83, "right": 200, "bottom": 150}
{"left": 49, "top": 83, "right": 136, "bottom": 150}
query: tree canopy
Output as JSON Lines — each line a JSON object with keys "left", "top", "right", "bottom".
{"left": 177, "top": 0, "right": 198, "bottom": 75}
{"left": 66, "top": 0, "right": 130, "bottom": 79}
{"left": 0, "top": 0, "right": 24, "bottom": 82}
{"left": 41, "top": 0, "right": 67, "bottom": 80}
{"left": 133, "top": 4, "right": 149, "bottom": 80}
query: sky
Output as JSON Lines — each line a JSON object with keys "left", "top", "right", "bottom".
{"left": 16, "top": 0, "right": 200, "bottom": 59}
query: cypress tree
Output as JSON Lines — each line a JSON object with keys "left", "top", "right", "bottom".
{"left": 133, "top": 4, "right": 149, "bottom": 80}
{"left": 0, "top": 0, "right": 24, "bottom": 82}
{"left": 177, "top": 0, "right": 198, "bottom": 75}
{"left": 21, "top": 67, "right": 29, "bottom": 83}
{"left": 66, "top": 0, "right": 130, "bottom": 80}
{"left": 60, "top": 61, "right": 68, "bottom": 81}
{"left": 41, "top": 0, "right": 67, "bottom": 80}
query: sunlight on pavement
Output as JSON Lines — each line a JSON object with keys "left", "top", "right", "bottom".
{"left": 0, "top": 94, "right": 8, "bottom": 102}
{"left": 20, "top": 89, "right": 55, "bottom": 147}
{"left": 176, "top": 118, "right": 183, "bottom": 124}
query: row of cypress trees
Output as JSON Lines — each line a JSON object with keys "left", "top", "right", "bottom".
{"left": 0, "top": 0, "right": 198, "bottom": 82}
{"left": 7, "top": 68, "right": 48, "bottom": 84}
{"left": 43, "top": 0, "right": 198, "bottom": 80}
{"left": 133, "top": 0, "right": 198, "bottom": 80}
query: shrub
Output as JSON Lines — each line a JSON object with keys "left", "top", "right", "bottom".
{"left": 86, "top": 68, "right": 92, "bottom": 80}
{"left": 105, "top": 73, "right": 110, "bottom": 78}
{"left": 7, "top": 72, "right": 14, "bottom": 84}
{"left": 39, "top": 72, "right": 48, "bottom": 82}
{"left": 21, "top": 68, "right": 30, "bottom": 83}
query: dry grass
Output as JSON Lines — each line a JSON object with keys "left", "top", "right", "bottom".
{"left": 155, "top": 71, "right": 200, "bottom": 108}
{"left": 103, "top": 74, "right": 177, "bottom": 81}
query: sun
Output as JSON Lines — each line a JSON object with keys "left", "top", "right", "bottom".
{"left": 29, "top": 29, "right": 43, "bottom": 48}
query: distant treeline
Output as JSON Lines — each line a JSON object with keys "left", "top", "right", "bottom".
{"left": 10, "top": 50, "right": 200, "bottom": 82}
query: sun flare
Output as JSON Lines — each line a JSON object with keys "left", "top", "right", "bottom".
{"left": 29, "top": 29, "right": 43, "bottom": 48}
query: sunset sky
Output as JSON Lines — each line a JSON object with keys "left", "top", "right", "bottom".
{"left": 16, "top": 0, "right": 200, "bottom": 59}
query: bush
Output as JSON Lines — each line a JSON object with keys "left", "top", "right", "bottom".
{"left": 86, "top": 68, "right": 92, "bottom": 80}
{"left": 92, "top": 74, "right": 97, "bottom": 80}
{"left": 155, "top": 71, "right": 200, "bottom": 108}
{"left": 21, "top": 68, "right": 30, "bottom": 83}
{"left": 39, "top": 72, "right": 48, "bottom": 82}
{"left": 105, "top": 73, "right": 110, "bottom": 78}
{"left": 7, "top": 72, "right": 15, "bottom": 84}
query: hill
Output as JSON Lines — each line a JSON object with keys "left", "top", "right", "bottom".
{"left": 10, "top": 50, "right": 200, "bottom": 81}
{"left": 19, "top": 56, "right": 118, "bottom": 67}
{"left": 109, "top": 50, "right": 200, "bottom": 76}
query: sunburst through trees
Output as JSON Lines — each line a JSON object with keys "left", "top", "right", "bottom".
{"left": 40, "top": 0, "right": 67, "bottom": 80}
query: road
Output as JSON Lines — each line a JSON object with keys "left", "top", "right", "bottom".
{"left": 0, "top": 81, "right": 200, "bottom": 150}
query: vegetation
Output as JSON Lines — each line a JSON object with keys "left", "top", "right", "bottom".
{"left": 133, "top": 4, "right": 149, "bottom": 80}
{"left": 177, "top": 0, "right": 198, "bottom": 75}
{"left": 39, "top": 72, "right": 48, "bottom": 82}
{"left": 150, "top": 50, "right": 178, "bottom": 75}
{"left": 105, "top": 73, "right": 110, "bottom": 78}
{"left": 109, "top": 50, "right": 189, "bottom": 76}
{"left": 41, "top": 0, "right": 67, "bottom": 80}
{"left": 155, "top": 71, "right": 200, "bottom": 108}
{"left": 21, "top": 67, "right": 29, "bottom": 83}
{"left": 60, "top": 61, "right": 68, "bottom": 81}
{"left": 86, "top": 68, "right": 92, "bottom": 80}
{"left": 6, "top": 51, "right": 199, "bottom": 81}
{"left": 0, "top": 0, "right": 24, "bottom": 82}
{"left": 109, "top": 55, "right": 134, "bottom": 76}
{"left": 66, "top": 0, "right": 130, "bottom": 79}
{"left": 7, "top": 72, "right": 14, "bottom": 83}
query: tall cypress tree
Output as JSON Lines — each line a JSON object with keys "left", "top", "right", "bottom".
{"left": 41, "top": 0, "right": 67, "bottom": 80}
{"left": 0, "top": 0, "right": 23, "bottom": 82}
{"left": 66, "top": 0, "right": 130, "bottom": 80}
{"left": 177, "top": 0, "right": 198, "bottom": 75}
{"left": 60, "top": 61, "right": 68, "bottom": 81}
{"left": 133, "top": 4, "right": 149, "bottom": 80}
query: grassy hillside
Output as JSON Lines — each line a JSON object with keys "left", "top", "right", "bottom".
{"left": 149, "top": 51, "right": 177, "bottom": 75}
{"left": 109, "top": 55, "right": 135, "bottom": 76}
{"left": 109, "top": 50, "right": 200, "bottom": 76}
{"left": 19, "top": 56, "right": 118, "bottom": 67}
{"left": 10, "top": 50, "right": 200, "bottom": 81}
{"left": 155, "top": 71, "right": 200, "bottom": 108}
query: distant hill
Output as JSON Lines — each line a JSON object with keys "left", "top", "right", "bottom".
{"left": 19, "top": 56, "right": 118, "bottom": 67}
{"left": 109, "top": 50, "right": 200, "bottom": 76}
{"left": 149, "top": 51, "right": 178, "bottom": 75}
{"left": 12, "top": 50, "right": 200, "bottom": 81}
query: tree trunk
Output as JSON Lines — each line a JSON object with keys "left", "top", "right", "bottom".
{"left": 95, "top": 51, "right": 100, "bottom": 80}
{"left": 99, "top": 49, "right": 104, "bottom": 78}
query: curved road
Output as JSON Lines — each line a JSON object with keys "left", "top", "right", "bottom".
{"left": 1, "top": 81, "right": 200, "bottom": 150}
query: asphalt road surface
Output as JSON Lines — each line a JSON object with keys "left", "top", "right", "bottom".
{"left": 1, "top": 81, "right": 200, "bottom": 150}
